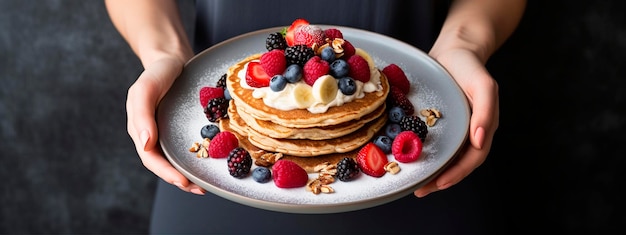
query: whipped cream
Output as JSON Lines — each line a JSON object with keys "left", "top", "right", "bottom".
{"left": 238, "top": 59, "right": 382, "bottom": 114}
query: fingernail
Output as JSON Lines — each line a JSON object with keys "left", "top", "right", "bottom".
{"left": 191, "top": 188, "right": 205, "bottom": 195}
{"left": 139, "top": 129, "right": 150, "bottom": 151}
{"left": 173, "top": 181, "right": 184, "bottom": 188}
{"left": 474, "top": 127, "right": 485, "bottom": 149}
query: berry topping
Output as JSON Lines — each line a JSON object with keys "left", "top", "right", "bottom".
{"left": 303, "top": 56, "right": 330, "bottom": 86}
{"left": 227, "top": 147, "right": 252, "bottom": 178}
{"left": 338, "top": 77, "right": 357, "bottom": 95}
{"left": 266, "top": 32, "right": 287, "bottom": 51}
{"left": 340, "top": 40, "right": 356, "bottom": 59}
{"left": 285, "top": 18, "right": 310, "bottom": 47}
{"left": 399, "top": 115, "right": 428, "bottom": 142}
{"left": 245, "top": 61, "right": 271, "bottom": 88}
{"left": 323, "top": 28, "right": 343, "bottom": 40}
{"left": 260, "top": 49, "right": 287, "bottom": 77}
{"left": 388, "top": 106, "right": 406, "bottom": 123}
{"left": 252, "top": 167, "right": 272, "bottom": 183}
{"left": 384, "top": 123, "right": 403, "bottom": 140}
{"left": 346, "top": 55, "right": 370, "bottom": 83}
{"left": 373, "top": 135, "right": 393, "bottom": 154}
{"left": 200, "top": 124, "right": 220, "bottom": 139}
{"left": 269, "top": 74, "right": 288, "bottom": 92}
{"left": 392, "top": 131, "right": 423, "bottom": 163}
{"left": 329, "top": 59, "right": 349, "bottom": 78}
{"left": 320, "top": 46, "right": 336, "bottom": 62}
{"left": 203, "top": 97, "right": 229, "bottom": 122}
{"left": 216, "top": 73, "right": 227, "bottom": 89}
{"left": 382, "top": 64, "right": 411, "bottom": 94}
{"left": 336, "top": 157, "right": 360, "bottom": 182}
{"left": 208, "top": 131, "right": 239, "bottom": 158}
{"left": 199, "top": 86, "right": 224, "bottom": 108}
{"left": 272, "top": 160, "right": 309, "bottom": 188}
{"left": 293, "top": 24, "right": 326, "bottom": 48}
{"left": 283, "top": 64, "right": 303, "bottom": 83}
{"left": 387, "top": 86, "right": 415, "bottom": 115}
{"left": 356, "top": 142, "right": 389, "bottom": 177}
{"left": 285, "top": 45, "right": 314, "bottom": 67}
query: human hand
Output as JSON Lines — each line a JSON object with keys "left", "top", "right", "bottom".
{"left": 126, "top": 56, "right": 206, "bottom": 195}
{"left": 414, "top": 48, "right": 499, "bottom": 197}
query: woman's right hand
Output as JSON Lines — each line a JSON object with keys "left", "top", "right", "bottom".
{"left": 126, "top": 56, "right": 205, "bottom": 195}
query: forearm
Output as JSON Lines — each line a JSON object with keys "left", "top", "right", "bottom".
{"left": 104, "top": 0, "right": 193, "bottom": 68}
{"left": 430, "top": 0, "right": 526, "bottom": 64}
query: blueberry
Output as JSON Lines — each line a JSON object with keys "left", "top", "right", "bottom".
{"left": 270, "top": 74, "right": 287, "bottom": 91}
{"left": 388, "top": 106, "right": 406, "bottom": 123}
{"left": 329, "top": 59, "right": 349, "bottom": 78}
{"left": 373, "top": 135, "right": 393, "bottom": 154}
{"left": 224, "top": 88, "right": 232, "bottom": 100}
{"left": 200, "top": 124, "right": 220, "bottom": 139}
{"left": 252, "top": 167, "right": 272, "bottom": 183}
{"left": 283, "top": 64, "right": 303, "bottom": 83}
{"left": 384, "top": 123, "right": 402, "bottom": 139}
{"left": 338, "top": 77, "right": 357, "bottom": 95}
{"left": 320, "top": 46, "right": 336, "bottom": 62}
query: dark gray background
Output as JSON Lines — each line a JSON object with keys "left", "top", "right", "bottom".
{"left": 1, "top": 0, "right": 624, "bottom": 234}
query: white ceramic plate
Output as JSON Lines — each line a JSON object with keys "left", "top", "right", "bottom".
{"left": 157, "top": 26, "right": 469, "bottom": 214}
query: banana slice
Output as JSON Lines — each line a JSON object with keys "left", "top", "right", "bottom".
{"left": 292, "top": 83, "right": 315, "bottom": 109}
{"left": 311, "top": 75, "right": 339, "bottom": 104}
{"left": 355, "top": 48, "right": 376, "bottom": 70}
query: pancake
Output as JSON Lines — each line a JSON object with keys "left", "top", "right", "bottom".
{"left": 226, "top": 54, "right": 389, "bottom": 128}
{"left": 231, "top": 100, "right": 386, "bottom": 140}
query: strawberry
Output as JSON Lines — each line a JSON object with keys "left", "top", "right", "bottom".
{"left": 356, "top": 142, "right": 388, "bottom": 177}
{"left": 387, "top": 86, "right": 415, "bottom": 115}
{"left": 382, "top": 64, "right": 411, "bottom": 94}
{"left": 245, "top": 61, "right": 271, "bottom": 88}
{"left": 324, "top": 28, "right": 343, "bottom": 40}
{"left": 347, "top": 55, "right": 370, "bottom": 83}
{"left": 260, "top": 49, "right": 287, "bottom": 77}
{"left": 208, "top": 131, "right": 239, "bottom": 159}
{"left": 199, "top": 86, "right": 224, "bottom": 108}
{"left": 284, "top": 18, "right": 310, "bottom": 47}
{"left": 392, "top": 131, "right": 423, "bottom": 163}
{"left": 303, "top": 56, "right": 329, "bottom": 86}
{"left": 293, "top": 24, "right": 326, "bottom": 48}
{"left": 272, "top": 160, "right": 309, "bottom": 188}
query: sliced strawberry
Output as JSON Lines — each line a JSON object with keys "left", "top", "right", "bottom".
{"left": 245, "top": 61, "right": 270, "bottom": 88}
{"left": 272, "top": 160, "right": 309, "bottom": 188}
{"left": 199, "top": 86, "right": 224, "bottom": 107}
{"left": 356, "top": 142, "right": 389, "bottom": 177}
{"left": 285, "top": 18, "right": 309, "bottom": 47}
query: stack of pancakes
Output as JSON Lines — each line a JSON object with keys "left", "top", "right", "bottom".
{"left": 220, "top": 54, "right": 389, "bottom": 170}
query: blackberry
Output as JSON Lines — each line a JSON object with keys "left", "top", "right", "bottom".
{"left": 227, "top": 147, "right": 252, "bottom": 178}
{"left": 204, "top": 97, "right": 228, "bottom": 122}
{"left": 399, "top": 115, "right": 428, "bottom": 142}
{"left": 285, "top": 45, "right": 314, "bottom": 67}
{"left": 265, "top": 32, "right": 287, "bottom": 51}
{"left": 336, "top": 157, "right": 360, "bottom": 182}
{"left": 216, "top": 73, "right": 227, "bottom": 89}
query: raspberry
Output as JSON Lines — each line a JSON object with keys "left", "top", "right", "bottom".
{"left": 272, "top": 160, "right": 308, "bottom": 188}
{"left": 347, "top": 55, "right": 370, "bottom": 83}
{"left": 324, "top": 28, "right": 343, "bottom": 40}
{"left": 382, "top": 64, "right": 411, "bottom": 94}
{"left": 303, "top": 56, "right": 329, "bottom": 86}
{"left": 341, "top": 40, "right": 356, "bottom": 59}
{"left": 387, "top": 86, "right": 415, "bottom": 115}
{"left": 199, "top": 86, "right": 224, "bottom": 108}
{"left": 399, "top": 115, "right": 428, "bottom": 143}
{"left": 204, "top": 97, "right": 229, "bottom": 122}
{"left": 208, "top": 131, "right": 239, "bottom": 159}
{"left": 260, "top": 49, "right": 286, "bottom": 77}
{"left": 391, "top": 131, "right": 423, "bottom": 163}
{"left": 336, "top": 157, "right": 360, "bottom": 182}
{"left": 293, "top": 24, "right": 326, "bottom": 48}
{"left": 227, "top": 147, "right": 252, "bottom": 178}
